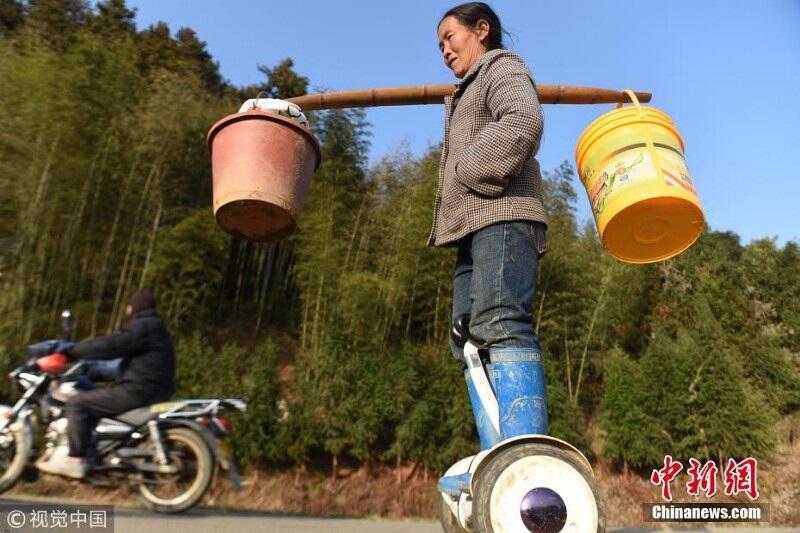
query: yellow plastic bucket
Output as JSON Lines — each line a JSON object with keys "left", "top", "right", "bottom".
{"left": 575, "top": 90, "right": 704, "bottom": 263}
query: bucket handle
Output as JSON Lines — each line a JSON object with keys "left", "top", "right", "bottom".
{"left": 618, "top": 89, "right": 669, "bottom": 187}
{"left": 617, "top": 89, "right": 646, "bottom": 119}
{"left": 242, "top": 91, "right": 270, "bottom": 112}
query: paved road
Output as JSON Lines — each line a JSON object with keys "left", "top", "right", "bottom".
{"left": 1, "top": 496, "right": 795, "bottom": 532}
{"left": 114, "top": 507, "right": 441, "bottom": 533}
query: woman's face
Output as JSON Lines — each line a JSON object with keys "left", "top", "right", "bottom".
{"left": 438, "top": 16, "right": 489, "bottom": 79}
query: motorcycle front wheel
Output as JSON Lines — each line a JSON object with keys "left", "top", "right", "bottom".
{"left": 0, "top": 422, "right": 32, "bottom": 493}
{"left": 136, "top": 427, "right": 214, "bottom": 513}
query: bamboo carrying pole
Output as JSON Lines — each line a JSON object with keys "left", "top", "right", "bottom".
{"left": 288, "top": 84, "right": 651, "bottom": 111}
{"left": 208, "top": 84, "right": 654, "bottom": 243}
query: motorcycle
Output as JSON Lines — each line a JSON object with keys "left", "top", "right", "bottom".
{"left": 0, "top": 310, "right": 246, "bottom": 513}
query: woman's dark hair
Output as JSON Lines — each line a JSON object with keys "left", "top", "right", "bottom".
{"left": 440, "top": 2, "right": 505, "bottom": 50}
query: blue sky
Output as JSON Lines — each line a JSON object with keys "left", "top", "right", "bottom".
{"left": 123, "top": 0, "right": 799, "bottom": 245}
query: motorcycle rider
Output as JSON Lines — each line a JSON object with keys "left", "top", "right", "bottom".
{"left": 37, "top": 289, "right": 176, "bottom": 479}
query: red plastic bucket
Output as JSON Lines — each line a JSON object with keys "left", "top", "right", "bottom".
{"left": 207, "top": 110, "right": 321, "bottom": 242}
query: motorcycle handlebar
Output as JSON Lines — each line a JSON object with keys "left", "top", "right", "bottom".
{"left": 61, "top": 360, "right": 87, "bottom": 378}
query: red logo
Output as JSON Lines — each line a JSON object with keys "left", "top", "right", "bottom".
{"left": 686, "top": 458, "right": 718, "bottom": 497}
{"left": 723, "top": 457, "right": 759, "bottom": 500}
{"left": 650, "top": 456, "right": 760, "bottom": 501}
{"left": 650, "top": 455, "right": 683, "bottom": 502}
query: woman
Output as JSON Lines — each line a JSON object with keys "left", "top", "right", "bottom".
{"left": 431, "top": 2, "right": 548, "bottom": 445}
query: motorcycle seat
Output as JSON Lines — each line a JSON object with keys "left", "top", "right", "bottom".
{"left": 114, "top": 406, "right": 158, "bottom": 427}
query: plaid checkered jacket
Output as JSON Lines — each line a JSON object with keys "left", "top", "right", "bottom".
{"left": 427, "top": 49, "right": 548, "bottom": 247}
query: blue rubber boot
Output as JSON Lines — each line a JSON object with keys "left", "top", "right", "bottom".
{"left": 490, "top": 348, "right": 548, "bottom": 439}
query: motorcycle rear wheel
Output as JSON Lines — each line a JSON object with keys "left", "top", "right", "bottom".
{"left": 136, "top": 427, "right": 214, "bottom": 513}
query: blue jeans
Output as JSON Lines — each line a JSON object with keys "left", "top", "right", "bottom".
{"left": 449, "top": 221, "right": 547, "bottom": 362}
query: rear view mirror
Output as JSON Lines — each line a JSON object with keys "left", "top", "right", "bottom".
{"left": 61, "top": 309, "right": 73, "bottom": 339}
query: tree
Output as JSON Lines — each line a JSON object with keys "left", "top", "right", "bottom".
{"left": 229, "top": 340, "right": 282, "bottom": 465}
{"left": 89, "top": 0, "right": 135, "bottom": 37}
{"left": 137, "top": 21, "right": 225, "bottom": 95}
{"left": 175, "top": 27, "right": 223, "bottom": 95}
{"left": 256, "top": 58, "right": 308, "bottom": 99}
{"left": 602, "top": 347, "right": 667, "bottom": 468}
{"left": 24, "top": 0, "right": 87, "bottom": 53}
{"left": 149, "top": 210, "right": 228, "bottom": 332}
{"left": 0, "top": 0, "right": 23, "bottom": 37}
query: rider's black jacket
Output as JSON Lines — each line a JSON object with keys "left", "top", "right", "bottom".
{"left": 68, "top": 309, "right": 175, "bottom": 397}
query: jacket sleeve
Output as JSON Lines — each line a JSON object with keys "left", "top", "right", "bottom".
{"left": 455, "top": 59, "right": 544, "bottom": 197}
{"left": 69, "top": 323, "right": 147, "bottom": 361}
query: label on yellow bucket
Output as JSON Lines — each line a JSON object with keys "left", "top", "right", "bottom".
{"left": 584, "top": 144, "right": 695, "bottom": 217}
{"left": 584, "top": 148, "right": 647, "bottom": 216}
